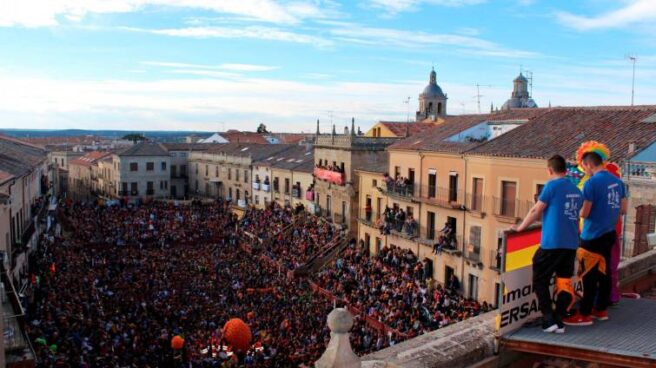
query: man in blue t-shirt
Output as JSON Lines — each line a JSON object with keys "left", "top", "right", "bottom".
{"left": 564, "top": 152, "right": 627, "bottom": 326}
{"left": 513, "top": 155, "right": 582, "bottom": 333}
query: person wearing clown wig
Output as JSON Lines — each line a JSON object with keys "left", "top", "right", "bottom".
{"left": 564, "top": 146, "right": 627, "bottom": 326}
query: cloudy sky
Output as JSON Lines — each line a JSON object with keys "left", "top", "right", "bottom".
{"left": 0, "top": 0, "right": 655, "bottom": 133}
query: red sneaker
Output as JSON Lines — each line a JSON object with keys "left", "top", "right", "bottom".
{"left": 591, "top": 309, "right": 609, "bottom": 321}
{"left": 563, "top": 313, "right": 593, "bottom": 326}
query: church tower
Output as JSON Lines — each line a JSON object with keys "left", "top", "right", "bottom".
{"left": 501, "top": 72, "right": 537, "bottom": 110}
{"left": 416, "top": 67, "right": 447, "bottom": 121}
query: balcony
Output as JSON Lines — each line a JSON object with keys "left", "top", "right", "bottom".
{"left": 464, "top": 244, "right": 483, "bottom": 268}
{"left": 291, "top": 188, "right": 301, "bottom": 199}
{"left": 262, "top": 183, "right": 270, "bottom": 192}
{"left": 413, "top": 185, "right": 466, "bottom": 210}
{"left": 314, "top": 167, "right": 345, "bottom": 185}
{"left": 146, "top": 189, "right": 155, "bottom": 195}
{"left": 378, "top": 182, "right": 417, "bottom": 202}
{"left": 628, "top": 162, "right": 656, "bottom": 181}
{"left": 118, "top": 190, "right": 129, "bottom": 196}
{"left": 252, "top": 182, "right": 260, "bottom": 190}
{"left": 2, "top": 271, "right": 36, "bottom": 365}
{"left": 359, "top": 211, "right": 379, "bottom": 227}
{"left": 489, "top": 248, "right": 502, "bottom": 272}
{"left": 387, "top": 219, "right": 419, "bottom": 240}
{"left": 426, "top": 234, "right": 463, "bottom": 256}
{"left": 130, "top": 190, "right": 139, "bottom": 196}
{"left": 492, "top": 197, "right": 534, "bottom": 223}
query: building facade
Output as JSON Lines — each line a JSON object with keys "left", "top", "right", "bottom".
{"left": 114, "top": 142, "right": 171, "bottom": 200}
{"left": 312, "top": 122, "right": 397, "bottom": 236}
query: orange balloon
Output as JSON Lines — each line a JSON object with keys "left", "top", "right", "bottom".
{"left": 223, "top": 318, "right": 252, "bottom": 353}
{"left": 171, "top": 335, "right": 185, "bottom": 350}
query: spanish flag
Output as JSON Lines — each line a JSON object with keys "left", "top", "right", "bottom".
{"left": 50, "top": 263, "right": 56, "bottom": 274}
{"left": 505, "top": 229, "right": 540, "bottom": 272}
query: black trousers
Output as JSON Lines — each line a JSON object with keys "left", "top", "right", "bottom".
{"left": 579, "top": 230, "right": 616, "bottom": 315}
{"left": 532, "top": 247, "right": 576, "bottom": 323}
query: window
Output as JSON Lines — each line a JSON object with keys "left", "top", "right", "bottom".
{"left": 449, "top": 173, "right": 458, "bottom": 202}
{"left": 181, "top": 165, "right": 187, "bottom": 177}
{"left": 146, "top": 162, "right": 154, "bottom": 171}
{"left": 205, "top": 165, "right": 209, "bottom": 177}
{"left": 130, "top": 162, "right": 138, "bottom": 172}
{"left": 130, "top": 182, "right": 138, "bottom": 194}
{"left": 501, "top": 181, "right": 517, "bottom": 217}
{"left": 326, "top": 195, "right": 332, "bottom": 215}
{"left": 244, "top": 170, "right": 248, "bottom": 183}
{"left": 376, "top": 198, "right": 382, "bottom": 219}
{"left": 171, "top": 165, "right": 178, "bottom": 177}
{"left": 228, "top": 188, "right": 232, "bottom": 200}
{"left": 284, "top": 178, "right": 290, "bottom": 195}
{"left": 255, "top": 195, "right": 260, "bottom": 205}
{"left": 427, "top": 211, "right": 436, "bottom": 240}
{"left": 472, "top": 178, "right": 483, "bottom": 211}
{"left": 236, "top": 170, "right": 240, "bottom": 182}
{"left": 147, "top": 181, "right": 154, "bottom": 195}
{"left": 341, "top": 201, "right": 346, "bottom": 223}
{"left": 236, "top": 189, "right": 240, "bottom": 201}
{"left": 394, "top": 166, "right": 400, "bottom": 179}
{"left": 195, "top": 180, "right": 198, "bottom": 192}
{"left": 273, "top": 177, "right": 279, "bottom": 192}
{"left": 406, "top": 206, "right": 413, "bottom": 218}
{"left": 161, "top": 162, "right": 167, "bottom": 171}
{"left": 428, "top": 172, "right": 436, "bottom": 198}
{"left": 195, "top": 163, "right": 198, "bottom": 175}
{"left": 469, "top": 226, "right": 481, "bottom": 258}
{"left": 468, "top": 274, "right": 478, "bottom": 300}
{"left": 228, "top": 168, "right": 232, "bottom": 180}
{"left": 535, "top": 184, "right": 545, "bottom": 203}
{"left": 215, "top": 166, "right": 219, "bottom": 177}
{"left": 372, "top": 179, "right": 377, "bottom": 188}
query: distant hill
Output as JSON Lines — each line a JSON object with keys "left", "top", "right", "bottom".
{"left": 0, "top": 129, "right": 213, "bottom": 142}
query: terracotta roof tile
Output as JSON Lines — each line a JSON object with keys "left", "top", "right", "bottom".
{"left": 376, "top": 121, "right": 437, "bottom": 137}
{"left": 467, "top": 106, "right": 656, "bottom": 162}
{"left": 389, "top": 109, "right": 548, "bottom": 153}
{"left": 69, "top": 151, "right": 112, "bottom": 167}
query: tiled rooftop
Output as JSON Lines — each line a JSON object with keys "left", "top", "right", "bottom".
{"left": 0, "top": 135, "right": 47, "bottom": 177}
{"left": 118, "top": 142, "right": 169, "bottom": 157}
{"left": 69, "top": 151, "right": 112, "bottom": 167}
{"left": 389, "top": 109, "right": 548, "bottom": 153}
{"left": 468, "top": 106, "right": 656, "bottom": 162}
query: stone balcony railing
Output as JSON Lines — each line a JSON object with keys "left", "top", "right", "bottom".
{"left": 628, "top": 161, "right": 656, "bottom": 181}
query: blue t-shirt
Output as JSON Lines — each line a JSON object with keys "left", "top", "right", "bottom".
{"left": 581, "top": 171, "right": 626, "bottom": 240}
{"left": 539, "top": 177, "right": 582, "bottom": 250}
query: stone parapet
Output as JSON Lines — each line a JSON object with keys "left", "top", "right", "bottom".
{"left": 360, "top": 311, "right": 496, "bottom": 368}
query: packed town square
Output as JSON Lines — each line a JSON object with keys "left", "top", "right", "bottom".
{"left": 25, "top": 199, "right": 489, "bottom": 367}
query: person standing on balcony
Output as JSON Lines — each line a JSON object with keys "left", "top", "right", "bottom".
{"left": 563, "top": 151, "right": 627, "bottom": 326}
{"left": 512, "top": 155, "right": 582, "bottom": 333}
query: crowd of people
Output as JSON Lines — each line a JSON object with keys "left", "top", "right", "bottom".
{"left": 376, "top": 206, "right": 418, "bottom": 237}
{"left": 383, "top": 173, "right": 414, "bottom": 197}
{"left": 240, "top": 204, "right": 341, "bottom": 270}
{"left": 25, "top": 200, "right": 394, "bottom": 367}
{"left": 315, "top": 245, "right": 491, "bottom": 339}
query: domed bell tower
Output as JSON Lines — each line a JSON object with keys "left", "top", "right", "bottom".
{"left": 416, "top": 67, "right": 447, "bottom": 121}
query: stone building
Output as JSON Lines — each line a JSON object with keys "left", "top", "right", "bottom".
{"left": 189, "top": 143, "right": 294, "bottom": 206}
{"left": 164, "top": 143, "right": 216, "bottom": 199}
{"left": 500, "top": 73, "right": 538, "bottom": 110}
{"left": 264, "top": 145, "right": 315, "bottom": 210}
{"left": 68, "top": 151, "right": 113, "bottom": 201}
{"left": 313, "top": 119, "right": 397, "bottom": 237}
{"left": 359, "top": 106, "right": 656, "bottom": 303}
{"left": 416, "top": 67, "right": 447, "bottom": 121}
{"left": 49, "top": 150, "right": 82, "bottom": 196}
{"left": 625, "top": 140, "right": 656, "bottom": 256}
{"left": 114, "top": 142, "right": 171, "bottom": 200}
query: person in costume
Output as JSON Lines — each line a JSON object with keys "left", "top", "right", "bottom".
{"left": 564, "top": 142, "right": 627, "bottom": 326}
{"left": 512, "top": 155, "right": 582, "bottom": 333}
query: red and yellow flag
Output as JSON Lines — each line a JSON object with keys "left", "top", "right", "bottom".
{"left": 505, "top": 229, "right": 540, "bottom": 272}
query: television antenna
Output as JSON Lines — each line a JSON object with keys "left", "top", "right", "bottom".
{"left": 403, "top": 97, "right": 411, "bottom": 123}
{"left": 626, "top": 55, "right": 637, "bottom": 106}
{"left": 474, "top": 84, "right": 492, "bottom": 114}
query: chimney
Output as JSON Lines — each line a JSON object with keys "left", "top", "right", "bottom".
{"left": 316, "top": 119, "right": 320, "bottom": 136}
{"left": 351, "top": 117, "right": 356, "bottom": 136}
{"left": 628, "top": 142, "right": 636, "bottom": 155}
